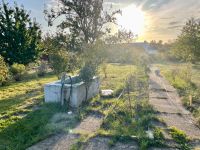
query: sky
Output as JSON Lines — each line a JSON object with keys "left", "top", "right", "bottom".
{"left": 5, "top": 0, "right": 200, "bottom": 42}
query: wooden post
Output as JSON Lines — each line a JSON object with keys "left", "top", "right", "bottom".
{"left": 189, "top": 95, "right": 192, "bottom": 106}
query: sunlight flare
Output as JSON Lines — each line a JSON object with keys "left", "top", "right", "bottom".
{"left": 117, "top": 4, "right": 145, "bottom": 36}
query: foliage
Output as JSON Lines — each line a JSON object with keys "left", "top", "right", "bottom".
{"left": 43, "top": 34, "right": 80, "bottom": 77}
{"left": 0, "top": 55, "right": 9, "bottom": 85}
{"left": 106, "top": 29, "right": 136, "bottom": 44}
{"left": 153, "top": 128, "right": 165, "bottom": 146}
{"left": 45, "top": 0, "right": 120, "bottom": 44}
{"left": 10, "top": 63, "right": 26, "bottom": 81}
{"left": 169, "top": 127, "right": 190, "bottom": 150}
{"left": 0, "top": 2, "right": 41, "bottom": 65}
{"left": 49, "top": 50, "right": 69, "bottom": 78}
{"left": 79, "top": 62, "right": 98, "bottom": 84}
{"left": 105, "top": 44, "right": 147, "bottom": 64}
{"left": 172, "top": 18, "right": 200, "bottom": 62}
{"left": 100, "top": 66, "right": 159, "bottom": 149}
{"left": 101, "top": 62, "right": 108, "bottom": 78}
{"left": 37, "top": 61, "right": 48, "bottom": 77}
{"left": 42, "top": 33, "right": 81, "bottom": 53}
{"left": 79, "top": 61, "right": 98, "bottom": 100}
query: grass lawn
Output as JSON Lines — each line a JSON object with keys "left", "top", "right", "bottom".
{"left": 155, "top": 63, "right": 200, "bottom": 87}
{"left": 0, "top": 63, "right": 135, "bottom": 150}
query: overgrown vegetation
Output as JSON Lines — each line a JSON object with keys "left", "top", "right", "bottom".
{"left": 0, "top": 55, "right": 9, "bottom": 86}
{"left": 10, "top": 63, "right": 26, "bottom": 81}
{"left": 169, "top": 127, "right": 190, "bottom": 150}
{"left": 71, "top": 65, "right": 165, "bottom": 150}
{"left": 99, "top": 66, "right": 164, "bottom": 149}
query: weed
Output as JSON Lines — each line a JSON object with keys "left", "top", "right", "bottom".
{"left": 169, "top": 127, "right": 190, "bottom": 150}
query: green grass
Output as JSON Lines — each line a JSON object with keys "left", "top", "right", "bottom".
{"left": 0, "top": 63, "right": 135, "bottom": 150}
{"left": 99, "top": 63, "right": 136, "bottom": 92}
{"left": 97, "top": 66, "right": 162, "bottom": 149}
{"left": 0, "top": 75, "right": 57, "bottom": 130}
{"left": 71, "top": 65, "right": 166, "bottom": 150}
{"left": 169, "top": 127, "right": 190, "bottom": 150}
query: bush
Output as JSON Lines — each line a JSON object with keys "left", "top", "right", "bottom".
{"left": 37, "top": 61, "right": 48, "bottom": 77}
{"left": 169, "top": 127, "right": 190, "bottom": 150}
{"left": 49, "top": 50, "right": 69, "bottom": 78}
{"left": 0, "top": 55, "right": 9, "bottom": 85}
{"left": 79, "top": 62, "right": 99, "bottom": 100}
{"left": 10, "top": 63, "right": 26, "bottom": 81}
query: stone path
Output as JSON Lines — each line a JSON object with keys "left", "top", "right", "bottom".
{"left": 27, "top": 115, "right": 102, "bottom": 150}
{"left": 83, "top": 137, "right": 139, "bottom": 150}
{"left": 149, "top": 66, "right": 200, "bottom": 140}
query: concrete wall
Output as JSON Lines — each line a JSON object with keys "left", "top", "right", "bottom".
{"left": 44, "top": 76, "right": 100, "bottom": 107}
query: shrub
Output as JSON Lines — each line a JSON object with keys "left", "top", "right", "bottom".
{"left": 0, "top": 55, "right": 9, "bottom": 85}
{"left": 10, "top": 63, "right": 26, "bottom": 81}
{"left": 101, "top": 62, "right": 108, "bottom": 78}
{"left": 79, "top": 62, "right": 99, "bottom": 100}
{"left": 49, "top": 50, "right": 69, "bottom": 78}
{"left": 169, "top": 127, "right": 190, "bottom": 150}
{"left": 37, "top": 61, "right": 48, "bottom": 77}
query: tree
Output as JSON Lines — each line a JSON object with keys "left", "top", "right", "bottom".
{"left": 0, "top": 1, "right": 41, "bottom": 65}
{"left": 42, "top": 33, "right": 80, "bottom": 77}
{"left": 42, "top": 32, "right": 81, "bottom": 54}
{"left": 172, "top": 18, "right": 200, "bottom": 62}
{"left": 0, "top": 55, "right": 9, "bottom": 85}
{"left": 49, "top": 50, "right": 69, "bottom": 79}
{"left": 45, "top": 0, "right": 120, "bottom": 45}
{"left": 106, "top": 29, "right": 135, "bottom": 44}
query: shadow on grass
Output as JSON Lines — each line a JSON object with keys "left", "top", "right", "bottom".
{"left": 0, "top": 89, "right": 42, "bottom": 114}
{"left": 0, "top": 103, "right": 66, "bottom": 150}
{"left": 0, "top": 73, "right": 55, "bottom": 92}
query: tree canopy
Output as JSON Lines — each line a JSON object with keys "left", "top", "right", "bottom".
{"left": 45, "top": 0, "right": 120, "bottom": 47}
{"left": 172, "top": 18, "right": 200, "bottom": 62}
{"left": 0, "top": 2, "right": 41, "bottom": 65}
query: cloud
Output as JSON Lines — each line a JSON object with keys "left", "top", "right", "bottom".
{"left": 169, "top": 21, "right": 179, "bottom": 25}
{"left": 167, "top": 25, "right": 182, "bottom": 30}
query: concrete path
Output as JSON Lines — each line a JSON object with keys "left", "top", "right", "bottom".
{"left": 149, "top": 66, "right": 200, "bottom": 140}
{"left": 27, "top": 115, "right": 102, "bottom": 150}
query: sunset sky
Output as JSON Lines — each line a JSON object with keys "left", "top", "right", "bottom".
{"left": 6, "top": 0, "right": 200, "bottom": 42}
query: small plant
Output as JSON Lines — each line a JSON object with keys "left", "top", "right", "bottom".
{"left": 79, "top": 61, "right": 99, "bottom": 100}
{"left": 102, "top": 62, "right": 108, "bottom": 78}
{"left": 49, "top": 50, "right": 69, "bottom": 78}
{"left": 10, "top": 63, "right": 26, "bottom": 81}
{"left": 37, "top": 61, "right": 48, "bottom": 77}
{"left": 169, "top": 127, "right": 190, "bottom": 150}
{"left": 153, "top": 128, "right": 165, "bottom": 146}
{"left": 0, "top": 55, "right": 9, "bottom": 85}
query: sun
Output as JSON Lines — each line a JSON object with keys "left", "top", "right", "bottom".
{"left": 117, "top": 4, "right": 145, "bottom": 36}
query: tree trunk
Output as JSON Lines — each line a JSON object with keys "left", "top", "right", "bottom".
{"left": 85, "top": 85, "right": 88, "bottom": 101}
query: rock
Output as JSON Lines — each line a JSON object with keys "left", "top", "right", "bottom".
{"left": 101, "top": 89, "right": 114, "bottom": 97}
